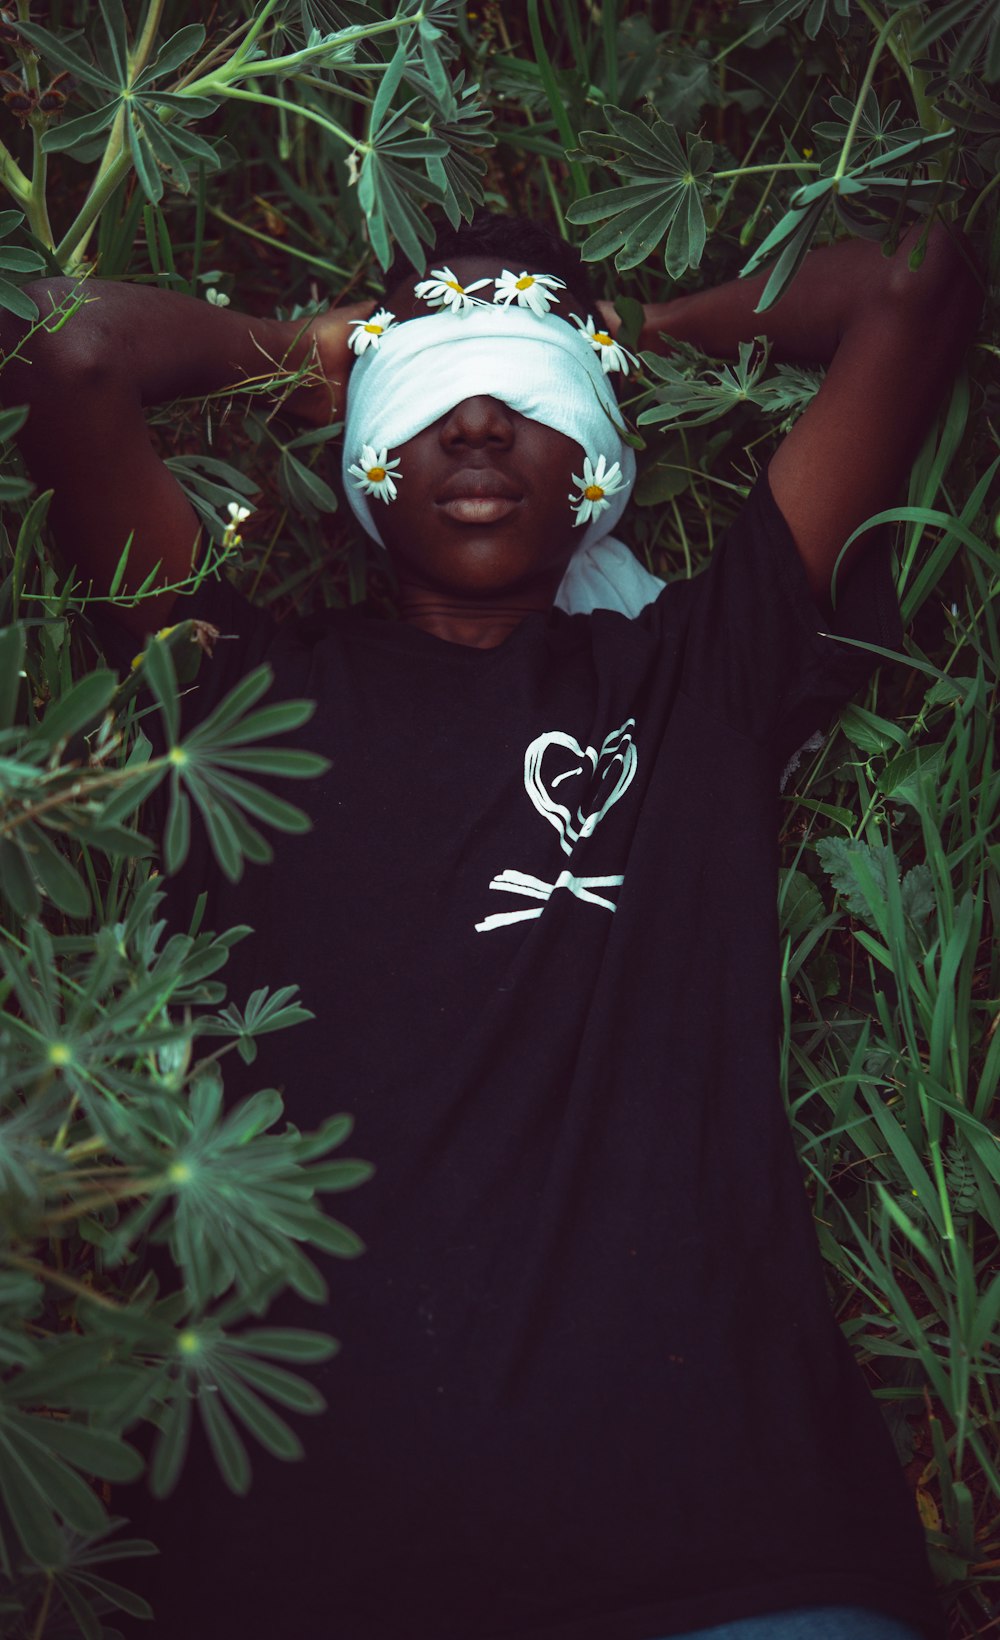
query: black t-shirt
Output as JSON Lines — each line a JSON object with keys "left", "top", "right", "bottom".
{"left": 108, "top": 469, "right": 940, "bottom": 1640}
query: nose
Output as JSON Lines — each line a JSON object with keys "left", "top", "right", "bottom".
{"left": 438, "top": 395, "right": 516, "bottom": 451}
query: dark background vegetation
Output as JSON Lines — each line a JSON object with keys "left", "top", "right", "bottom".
{"left": 0, "top": 2, "right": 997, "bottom": 1635}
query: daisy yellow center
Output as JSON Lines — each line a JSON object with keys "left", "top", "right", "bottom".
{"left": 446, "top": 280, "right": 464, "bottom": 292}
{"left": 584, "top": 484, "right": 604, "bottom": 501}
{"left": 515, "top": 275, "right": 535, "bottom": 290}
{"left": 367, "top": 465, "right": 387, "bottom": 483}
{"left": 594, "top": 331, "right": 613, "bottom": 347}
{"left": 364, "top": 322, "right": 383, "bottom": 334}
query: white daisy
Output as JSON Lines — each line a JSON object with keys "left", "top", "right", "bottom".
{"left": 413, "top": 266, "right": 493, "bottom": 314}
{"left": 348, "top": 308, "right": 396, "bottom": 355}
{"left": 348, "top": 444, "right": 401, "bottom": 504}
{"left": 571, "top": 312, "right": 638, "bottom": 376}
{"left": 569, "top": 454, "right": 626, "bottom": 527}
{"left": 493, "top": 269, "right": 566, "bottom": 315}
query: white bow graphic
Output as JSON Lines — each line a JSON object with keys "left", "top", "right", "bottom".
{"left": 475, "top": 719, "right": 636, "bottom": 933}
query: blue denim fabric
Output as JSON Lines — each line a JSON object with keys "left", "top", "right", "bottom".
{"left": 653, "top": 1608, "right": 924, "bottom": 1640}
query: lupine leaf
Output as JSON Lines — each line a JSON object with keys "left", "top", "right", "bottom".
{"left": 567, "top": 108, "right": 715, "bottom": 277}
{"left": 12, "top": 19, "right": 120, "bottom": 90}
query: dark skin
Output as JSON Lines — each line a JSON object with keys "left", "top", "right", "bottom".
{"left": 374, "top": 257, "right": 602, "bottom": 648}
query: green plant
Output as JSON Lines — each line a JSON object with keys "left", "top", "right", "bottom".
{"left": 0, "top": 2, "right": 996, "bottom": 1635}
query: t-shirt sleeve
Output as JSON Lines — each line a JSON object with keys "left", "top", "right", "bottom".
{"left": 646, "top": 462, "right": 903, "bottom": 769}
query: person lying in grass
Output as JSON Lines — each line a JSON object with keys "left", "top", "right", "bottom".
{"left": 2, "top": 207, "right": 980, "bottom": 1640}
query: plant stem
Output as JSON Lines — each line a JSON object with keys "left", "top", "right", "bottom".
{"left": 833, "top": 0, "right": 924, "bottom": 185}
{"left": 51, "top": 1090, "right": 80, "bottom": 1153}
{"left": 62, "top": 1135, "right": 110, "bottom": 1162}
{"left": 1, "top": 1249, "right": 125, "bottom": 1310}
{"left": 206, "top": 204, "right": 353, "bottom": 278}
{"left": 39, "top": 1176, "right": 164, "bottom": 1226}
{"left": 130, "top": 0, "right": 167, "bottom": 76}
{"left": 29, "top": 1574, "right": 54, "bottom": 1640}
{"left": 25, "top": 118, "right": 54, "bottom": 248}
{"left": 53, "top": 0, "right": 167, "bottom": 270}
{"left": 712, "top": 20, "right": 774, "bottom": 64}
{"left": 54, "top": 134, "right": 131, "bottom": 270}
{"left": 170, "top": 23, "right": 253, "bottom": 92}
{"left": 715, "top": 161, "right": 821, "bottom": 179}
{"left": 964, "top": 165, "right": 1000, "bottom": 233}
{"left": 0, "top": 136, "right": 31, "bottom": 207}
{"left": 17, "top": 0, "right": 54, "bottom": 247}
{"left": 185, "top": 83, "right": 360, "bottom": 154}
{"left": 228, "top": 0, "right": 283, "bottom": 69}
{"left": 187, "top": 4, "right": 427, "bottom": 94}
{"left": 1, "top": 756, "right": 171, "bottom": 837}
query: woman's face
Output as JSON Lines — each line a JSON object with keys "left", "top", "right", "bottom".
{"left": 375, "top": 257, "right": 590, "bottom": 602}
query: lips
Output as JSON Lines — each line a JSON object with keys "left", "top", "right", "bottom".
{"left": 435, "top": 468, "right": 523, "bottom": 525}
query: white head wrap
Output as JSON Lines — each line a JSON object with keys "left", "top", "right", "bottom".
{"left": 341, "top": 302, "right": 665, "bottom": 617}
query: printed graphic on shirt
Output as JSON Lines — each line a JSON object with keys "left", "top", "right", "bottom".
{"left": 475, "top": 718, "right": 636, "bottom": 933}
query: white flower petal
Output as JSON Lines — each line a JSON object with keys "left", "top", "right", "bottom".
{"left": 348, "top": 308, "right": 396, "bottom": 355}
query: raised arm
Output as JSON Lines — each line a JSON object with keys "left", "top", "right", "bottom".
{"left": 0, "top": 281, "right": 368, "bottom": 640}
{"left": 600, "top": 221, "right": 982, "bottom": 605}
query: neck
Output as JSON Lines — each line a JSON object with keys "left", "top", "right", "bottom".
{"left": 395, "top": 574, "right": 563, "bottom": 648}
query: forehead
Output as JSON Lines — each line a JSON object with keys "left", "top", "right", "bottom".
{"left": 384, "top": 256, "right": 591, "bottom": 328}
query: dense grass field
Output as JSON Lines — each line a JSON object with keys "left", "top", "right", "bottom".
{"left": 0, "top": 3, "right": 997, "bottom": 1635}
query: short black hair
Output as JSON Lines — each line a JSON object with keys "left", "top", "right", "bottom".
{"left": 383, "top": 209, "right": 600, "bottom": 311}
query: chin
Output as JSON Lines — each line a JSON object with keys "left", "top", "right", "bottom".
{"left": 393, "top": 534, "right": 574, "bottom": 598}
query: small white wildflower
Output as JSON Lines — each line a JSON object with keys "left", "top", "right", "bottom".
{"left": 348, "top": 308, "right": 396, "bottom": 355}
{"left": 571, "top": 312, "right": 638, "bottom": 376}
{"left": 569, "top": 454, "right": 626, "bottom": 527}
{"left": 493, "top": 269, "right": 566, "bottom": 315}
{"left": 222, "top": 500, "right": 252, "bottom": 547}
{"left": 348, "top": 444, "right": 401, "bottom": 503}
{"left": 206, "top": 288, "right": 230, "bottom": 307}
{"left": 413, "top": 266, "right": 493, "bottom": 314}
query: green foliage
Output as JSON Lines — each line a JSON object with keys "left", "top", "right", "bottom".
{"left": 567, "top": 108, "right": 715, "bottom": 276}
{"left": 0, "top": 1, "right": 996, "bottom": 1635}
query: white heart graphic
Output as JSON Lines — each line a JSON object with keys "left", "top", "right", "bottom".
{"left": 523, "top": 718, "right": 637, "bottom": 855}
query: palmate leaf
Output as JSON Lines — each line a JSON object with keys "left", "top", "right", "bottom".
{"left": 423, "top": 73, "right": 493, "bottom": 228}
{"left": 359, "top": 139, "right": 444, "bottom": 271}
{"left": 0, "top": 277, "right": 38, "bottom": 322}
{"left": 738, "top": 126, "right": 956, "bottom": 310}
{"left": 813, "top": 87, "right": 924, "bottom": 157}
{"left": 123, "top": 635, "right": 326, "bottom": 878}
{"left": 913, "top": 0, "right": 1000, "bottom": 84}
{"left": 568, "top": 108, "right": 715, "bottom": 276}
{"left": 637, "top": 337, "right": 774, "bottom": 429}
{"left": 102, "top": 1068, "right": 368, "bottom": 1321}
{"left": 144, "top": 654, "right": 329, "bottom": 882}
{"left": 278, "top": 447, "right": 340, "bottom": 517}
{"left": 12, "top": 18, "right": 119, "bottom": 90}
{"left": 202, "top": 984, "right": 316, "bottom": 1064}
{"left": 740, "top": 0, "right": 852, "bottom": 41}
{"left": 281, "top": 16, "right": 455, "bottom": 268}
{"left": 0, "top": 1346, "right": 148, "bottom": 1576}
{"left": 0, "top": 210, "right": 43, "bottom": 319}
{"left": 28, "top": 12, "right": 214, "bottom": 203}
